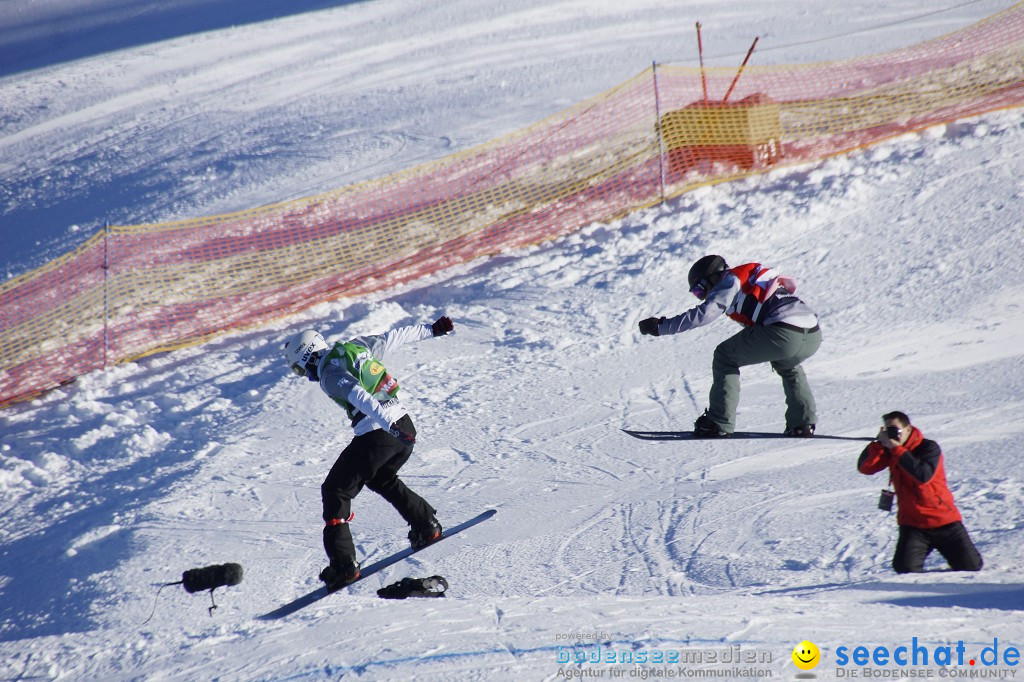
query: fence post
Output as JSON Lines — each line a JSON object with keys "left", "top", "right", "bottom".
{"left": 103, "top": 221, "right": 109, "bottom": 370}
{"left": 652, "top": 61, "right": 667, "bottom": 205}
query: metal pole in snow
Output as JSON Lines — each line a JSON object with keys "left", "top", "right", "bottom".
{"left": 653, "top": 61, "right": 666, "bottom": 204}
{"left": 103, "top": 221, "right": 109, "bottom": 370}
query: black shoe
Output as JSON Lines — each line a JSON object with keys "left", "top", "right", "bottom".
{"left": 693, "top": 409, "right": 731, "bottom": 438}
{"left": 408, "top": 517, "right": 443, "bottom": 550}
{"left": 320, "top": 557, "right": 361, "bottom": 591}
{"left": 784, "top": 424, "right": 816, "bottom": 437}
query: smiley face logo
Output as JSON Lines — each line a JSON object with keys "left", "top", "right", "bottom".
{"left": 792, "top": 640, "right": 821, "bottom": 670}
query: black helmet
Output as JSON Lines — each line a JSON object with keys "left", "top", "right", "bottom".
{"left": 688, "top": 255, "right": 728, "bottom": 299}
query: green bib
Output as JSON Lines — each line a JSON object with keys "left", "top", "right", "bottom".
{"left": 324, "top": 341, "right": 400, "bottom": 421}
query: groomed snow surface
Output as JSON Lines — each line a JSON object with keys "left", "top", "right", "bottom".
{"left": 1, "top": 1, "right": 1023, "bottom": 680}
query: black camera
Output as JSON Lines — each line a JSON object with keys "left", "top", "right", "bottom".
{"left": 885, "top": 425, "right": 901, "bottom": 440}
{"left": 878, "top": 489, "right": 894, "bottom": 512}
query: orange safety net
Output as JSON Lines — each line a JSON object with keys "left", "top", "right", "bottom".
{"left": 2, "top": 4, "right": 1024, "bottom": 408}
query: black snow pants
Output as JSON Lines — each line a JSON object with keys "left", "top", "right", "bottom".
{"left": 892, "top": 521, "right": 983, "bottom": 574}
{"left": 321, "top": 414, "right": 435, "bottom": 565}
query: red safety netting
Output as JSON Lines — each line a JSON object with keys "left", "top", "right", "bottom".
{"left": 2, "top": 3, "right": 1023, "bottom": 408}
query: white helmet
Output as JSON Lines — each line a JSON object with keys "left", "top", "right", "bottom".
{"left": 284, "top": 329, "right": 328, "bottom": 376}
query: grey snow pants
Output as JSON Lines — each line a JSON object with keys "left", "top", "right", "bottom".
{"left": 707, "top": 323, "right": 822, "bottom": 433}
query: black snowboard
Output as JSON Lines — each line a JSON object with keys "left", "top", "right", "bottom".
{"left": 622, "top": 429, "right": 872, "bottom": 442}
{"left": 258, "top": 509, "right": 496, "bottom": 620}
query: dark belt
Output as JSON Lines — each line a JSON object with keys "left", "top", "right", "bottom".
{"left": 770, "top": 322, "right": 820, "bottom": 333}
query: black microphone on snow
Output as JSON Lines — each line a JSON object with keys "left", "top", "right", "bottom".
{"left": 181, "top": 563, "right": 244, "bottom": 593}
{"left": 144, "top": 562, "right": 244, "bottom": 623}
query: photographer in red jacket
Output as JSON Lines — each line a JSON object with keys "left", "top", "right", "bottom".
{"left": 858, "top": 411, "right": 982, "bottom": 574}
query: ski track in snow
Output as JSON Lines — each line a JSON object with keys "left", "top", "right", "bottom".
{"left": 2, "top": 1, "right": 1024, "bottom": 680}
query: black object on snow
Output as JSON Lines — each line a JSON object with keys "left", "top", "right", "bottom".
{"left": 377, "top": 575, "right": 448, "bottom": 599}
{"left": 181, "top": 563, "right": 244, "bottom": 593}
{"left": 145, "top": 562, "right": 244, "bottom": 622}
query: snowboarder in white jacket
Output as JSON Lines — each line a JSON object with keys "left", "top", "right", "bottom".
{"left": 283, "top": 315, "right": 455, "bottom": 589}
{"left": 638, "top": 255, "right": 821, "bottom": 438}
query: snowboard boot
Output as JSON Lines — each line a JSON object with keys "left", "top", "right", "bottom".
{"left": 319, "top": 556, "right": 361, "bottom": 592}
{"left": 408, "top": 516, "right": 443, "bottom": 550}
{"left": 784, "top": 424, "right": 816, "bottom": 437}
{"left": 693, "top": 409, "right": 730, "bottom": 438}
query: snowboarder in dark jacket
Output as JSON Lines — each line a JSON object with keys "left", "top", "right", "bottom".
{"left": 858, "top": 411, "right": 983, "bottom": 574}
{"left": 638, "top": 255, "right": 821, "bottom": 437}
{"left": 283, "top": 316, "right": 455, "bottom": 589}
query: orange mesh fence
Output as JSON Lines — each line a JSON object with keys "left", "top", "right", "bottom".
{"left": 2, "top": 4, "right": 1024, "bottom": 407}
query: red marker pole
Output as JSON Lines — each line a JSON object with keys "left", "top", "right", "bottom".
{"left": 722, "top": 36, "right": 759, "bottom": 103}
{"left": 696, "top": 21, "right": 709, "bottom": 104}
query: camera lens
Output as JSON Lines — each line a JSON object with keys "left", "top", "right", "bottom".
{"left": 885, "top": 425, "right": 901, "bottom": 440}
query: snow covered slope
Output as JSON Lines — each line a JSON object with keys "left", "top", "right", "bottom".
{"left": 1, "top": 1, "right": 1023, "bottom": 680}
{"left": 0, "top": 0, "right": 1014, "bottom": 277}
